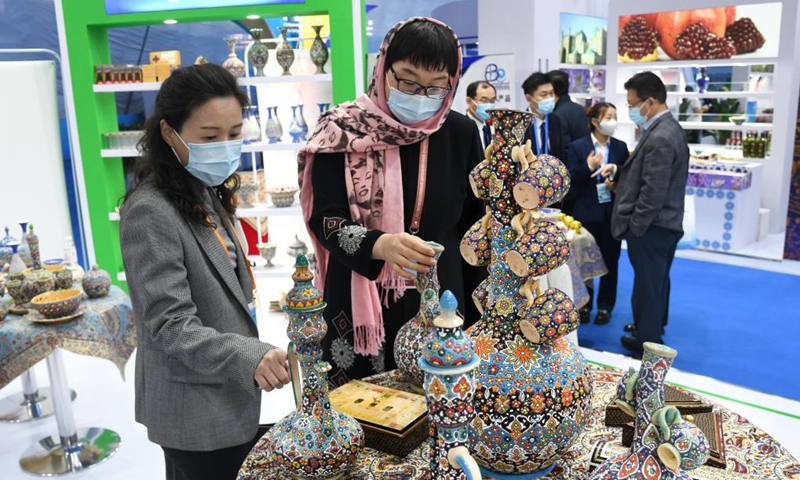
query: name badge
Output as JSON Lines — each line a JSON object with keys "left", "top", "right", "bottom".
{"left": 248, "top": 301, "right": 258, "bottom": 324}
{"left": 596, "top": 183, "right": 613, "bottom": 204}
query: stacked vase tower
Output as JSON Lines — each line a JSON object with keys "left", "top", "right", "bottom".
{"left": 461, "top": 109, "right": 593, "bottom": 478}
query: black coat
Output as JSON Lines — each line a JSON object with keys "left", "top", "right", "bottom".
{"left": 308, "top": 111, "right": 487, "bottom": 384}
{"left": 566, "top": 134, "right": 629, "bottom": 224}
{"left": 523, "top": 113, "right": 566, "bottom": 163}
{"left": 553, "top": 95, "right": 591, "bottom": 151}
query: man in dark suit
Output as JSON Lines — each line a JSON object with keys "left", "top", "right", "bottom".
{"left": 548, "top": 70, "right": 591, "bottom": 149}
{"left": 522, "top": 72, "right": 565, "bottom": 162}
{"left": 466, "top": 80, "right": 497, "bottom": 150}
{"left": 594, "top": 72, "right": 689, "bottom": 357}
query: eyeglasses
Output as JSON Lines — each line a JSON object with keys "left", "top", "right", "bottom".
{"left": 389, "top": 67, "right": 451, "bottom": 100}
{"left": 627, "top": 98, "right": 649, "bottom": 109}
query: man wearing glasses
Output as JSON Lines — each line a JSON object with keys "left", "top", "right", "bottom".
{"left": 593, "top": 72, "right": 689, "bottom": 358}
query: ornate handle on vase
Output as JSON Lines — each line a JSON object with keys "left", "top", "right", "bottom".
{"left": 518, "top": 288, "right": 580, "bottom": 345}
{"left": 447, "top": 446, "right": 482, "bottom": 480}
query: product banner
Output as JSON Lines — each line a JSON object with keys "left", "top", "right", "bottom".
{"left": 617, "top": 3, "right": 782, "bottom": 63}
{"left": 105, "top": 0, "right": 304, "bottom": 15}
{"left": 560, "top": 13, "right": 608, "bottom": 66}
{"left": 784, "top": 89, "right": 800, "bottom": 261}
{"left": 453, "top": 54, "right": 516, "bottom": 115}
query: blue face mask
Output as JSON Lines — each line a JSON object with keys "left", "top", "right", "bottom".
{"left": 387, "top": 86, "right": 445, "bottom": 125}
{"left": 629, "top": 99, "right": 651, "bottom": 127}
{"left": 474, "top": 103, "right": 495, "bottom": 122}
{"left": 172, "top": 131, "right": 242, "bottom": 187}
{"left": 536, "top": 97, "right": 556, "bottom": 116}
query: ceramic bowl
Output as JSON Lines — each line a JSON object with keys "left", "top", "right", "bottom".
{"left": 43, "top": 259, "right": 65, "bottom": 272}
{"left": 30, "top": 289, "right": 83, "bottom": 319}
{"left": 269, "top": 190, "right": 298, "bottom": 208}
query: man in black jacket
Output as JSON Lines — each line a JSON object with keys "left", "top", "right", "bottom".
{"left": 522, "top": 72, "right": 566, "bottom": 163}
{"left": 594, "top": 72, "right": 689, "bottom": 358}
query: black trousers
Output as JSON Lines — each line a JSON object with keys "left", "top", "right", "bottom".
{"left": 583, "top": 220, "right": 622, "bottom": 312}
{"left": 626, "top": 226, "right": 680, "bottom": 351}
{"left": 163, "top": 434, "right": 260, "bottom": 480}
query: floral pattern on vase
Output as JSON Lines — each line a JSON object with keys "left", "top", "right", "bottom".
{"left": 0, "top": 227, "right": 17, "bottom": 269}
{"left": 393, "top": 241, "right": 444, "bottom": 388}
{"left": 275, "top": 27, "right": 295, "bottom": 76}
{"left": 83, "top": 265, "right": 111, "bottom": 298}
{"left": 590, "top": 343, "right": 710, "bottom": 480}
{"left": 418, "top": 291, "right": 482, "bottom": 480}
{"left": 248, "top": 28, "right": 269, "bottom": 77}
{"left": 463, "top": 109, "right": 592, "bottom": 479}
{"left": 26, "top": 224, "right": 41, "bottom": 270}
{"left": 255, "top": 254, "right": 363, "bottom": 479}
{"left": 222, "top": 37, "right": 245, "bottom": 78}
{"left": 310, "top": 25, "right": 330, "bottom": 74}
{"left": 18, "top": 221, "right": 32, "bottom": 267}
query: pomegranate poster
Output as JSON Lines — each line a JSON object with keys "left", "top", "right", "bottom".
{"left": 618, "top": 3, "right": 782, "bottom": 63}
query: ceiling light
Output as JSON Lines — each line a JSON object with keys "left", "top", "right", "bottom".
{"left": 164, "top": 19, "right": 178, "bottom": 25}
{"left": 247, "top": 14, "right": 260, "bottom": 20}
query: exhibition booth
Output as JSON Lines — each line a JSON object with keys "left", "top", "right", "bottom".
{"left": 0, "top": 0, "right": 799, "bottom": 478}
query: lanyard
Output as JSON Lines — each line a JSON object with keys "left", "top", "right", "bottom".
{"left": 210, "top": 218, "right": 257, "bottom": 295}
{"left": 409, "top": 137, "right": 429, "bottom": 235}
{"left": 593, "top": 140, "right": 611, "bottom": 182}
{"left": 533, "top": 116, "right": 549, "bottom": 156}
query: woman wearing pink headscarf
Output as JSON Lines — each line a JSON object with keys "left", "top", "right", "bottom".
{"left": 299, "top": 18, "right": 486, "bottom": 382}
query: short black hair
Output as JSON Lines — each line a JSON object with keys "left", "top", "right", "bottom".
{"left": 467, "top": 81, "right": 496, "bottom": 99}
{"left": 624, "top": 71, "right": 667, "bottom": 104}
{"left": 384, "top": 20, "right": 459, "bottom": 77}
{"left": 522, "top": 72, "right": 551, "bottom": 96}
{"left": 547, "top": 70, "right": 569, "bottom": 97}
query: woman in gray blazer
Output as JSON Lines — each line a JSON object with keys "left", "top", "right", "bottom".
{"left": 120, "top": 64, "right": 290, "bottom": 480}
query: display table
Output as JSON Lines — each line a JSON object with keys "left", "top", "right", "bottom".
{"left": 567, "top": 228, "right": 609, "bottom": 309}
{"left": 0, "top": 286, "right": 133, "bottom": 476}
{"left": 687, "top": 162, "right": 763, "bottom": 253}
{"left": 238, "top": 365, "right": 800, "bottom": 480}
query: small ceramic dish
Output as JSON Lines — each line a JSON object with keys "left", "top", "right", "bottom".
{"left": 25, "top": 307, "right": 87, "bottom": 325}
{"left": 30, "top": 289, "right": 83, "bottom": 319}
{"left": 268, "top": 190, "right": 298, "bottom": 208}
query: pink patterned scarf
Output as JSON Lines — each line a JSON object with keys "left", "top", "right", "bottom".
{"left": 298, "top": 17, "right": 462, "bottom": 356}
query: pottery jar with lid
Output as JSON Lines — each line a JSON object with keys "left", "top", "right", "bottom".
{"left": 83, "top": 265, "right": 111, "bottom": 298}
{"left": 286, "top": 235, "right": 308, "bottom": 259}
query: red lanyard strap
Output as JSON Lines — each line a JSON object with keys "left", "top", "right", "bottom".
{"left": 409, "top": 137, "right": 430, "bottom": 235}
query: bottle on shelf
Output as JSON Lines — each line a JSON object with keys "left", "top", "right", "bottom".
{"left": 64, "top": 236, "right": 78, "bottom": 265}
{"left": 743, "top": 131, "right": 752, "bottom": 158}
{"left": 766, "top": 131, "right": 772, "bottom": 158}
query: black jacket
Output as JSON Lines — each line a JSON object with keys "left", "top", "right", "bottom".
{"left": 523, "top": 113, "right": 566, "bottom": 163}
{"left": 566, "top": 134, "right": 629, "bottom": 224}
{"left": 553, "top": 95, "right": 591, "bottom": 151}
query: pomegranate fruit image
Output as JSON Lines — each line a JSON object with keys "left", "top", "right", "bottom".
{"left": 726, "top": 17, "right": 765, "bottom": 54}
{"left": 618, "top": 15, "right": 659, "bottom": 62}
{"left": 724, "top": 6, "right": 737, "bottom": 26}
{"left": 674, "top": 22, "right": 737, "bottom": 60}
{"left": 655, "top": 8, "right": 727, "bottom": 59}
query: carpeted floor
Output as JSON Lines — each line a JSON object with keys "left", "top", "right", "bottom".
{"left": 577, "top": 250, "right": 800, "bottom": 401}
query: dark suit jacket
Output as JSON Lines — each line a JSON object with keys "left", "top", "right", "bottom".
{"left": 566, "top": 134, "right": 629, "bottom": 224}
{"left": 611, "top": 113, "right": 690, "bottom": 240}
{"left": 553, "top": 95, "right": 591, "bottom": 150}
{"left": 523, "top": 113, "right": 566, "bottom": 162}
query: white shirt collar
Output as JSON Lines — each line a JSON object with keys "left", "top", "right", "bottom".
{"left": 467, "top": 110, "right": 486, "bottom": 130}
{"left": 591, "top": 133, "right": 609, "bottom": 148}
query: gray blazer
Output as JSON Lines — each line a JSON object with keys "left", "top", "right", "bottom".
{"left": 120, "top": 182, "right": 273, "bottom": 451}
{"left": 611, "top": 112, "right": 689, "bottom": 240}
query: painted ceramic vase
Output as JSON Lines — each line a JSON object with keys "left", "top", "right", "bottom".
{"left": 275, "top": 27, "right": 295, "bottom": 76}
{"left": 260, "top": 254, "right": 363, "bottom": 479}
{"left": 309, "top": 25, "right": 329, "bottom": 74}
{"left": 6, "top": 278, "right": 27, "bottom": 307}
{"left": 394, "top": 241, "right": 444, "bottom": 388}
{"left": 288, "top": 106, "right": 305, "bottom": 143}
{"left": 27, "top": 224, "right": 41, "bottom": 270}
{"left": 464, "top": 109, "right": 592, "bottom": 479}
{"left": 19, "top": 221, "right": 32, "bottom": 267}
{"left": 22, "top": 268, "right": 55, "bottom": 302}
{"left": 222, "top": 37, "right": 245, "bottom": 78}
{"left": 247, "top": 29, "right": 269, "bottom": 77}
{"left": 82, "top": 264, "right": 111, "bottom": 298}
{"left": 265, "top": 107, "right": 283, "bottom": 143}
{"left": 590, "top": 343, "right": 710, "bottom": 480}
{"left": 512, "top": 154, "right": 571, "bottom": 211}
{"left": 460, "top": 214, "right": 492, "bottom": 268}
{"left": 0, "top": 227, "right": 17, "bottom": 269}
{"left": 418, "top": 291, "right": 482, "bottom": 480}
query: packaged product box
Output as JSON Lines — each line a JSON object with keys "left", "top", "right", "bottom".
{"left": 155, "top": 63, "right": 172, "bottom": 82}
{"left": 141, "top": 64, "right": 157, "bottom": 83}
{"left": 150, "top": 50, "right": 181, "bottom": 69}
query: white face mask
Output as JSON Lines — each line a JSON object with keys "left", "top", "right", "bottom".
{"left": 598, "top": 120, "right": 617, "bottom": 136}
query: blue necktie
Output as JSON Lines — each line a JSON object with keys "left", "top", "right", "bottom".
{"left": 482, "top": 124, "right": 491, "bottom": 148}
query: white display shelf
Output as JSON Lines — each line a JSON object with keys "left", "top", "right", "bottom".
{"left": 93, "top": 75, "right": 332, "bottom": 93}
{"left": 237, "top": 203, "right": 301, "bottom": 218}
{"left": 101, "top": 148, "right": 140, "bottom": 157}
{"left": 242, "top": 142, "right": 305, "bottom": 153}
{"left": 621, "top": 120, "right": 772, "bottom": 131}
{"left": 249, "top": 255, "right": 297, "bottom": 279}
{"left": 559, "top": 63, "right": 606, "bottom": 70}
{"left": 570, "top": 92, "right": 606, "bottom": 99}
{"left": 615, "top": 57, "right": 778, "bottom": 69}
{"left": 666, "top": 91, "right": 774, "bottom": 99}
{"left": 93, "top": 82, "right": 161, "bottom": 92}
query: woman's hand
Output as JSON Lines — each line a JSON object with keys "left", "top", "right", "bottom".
{"left": 372, "top": 233, "right": 436, "bottom": 280}
{"left": 255, "top": 348, "right": 290, "bottom": 392}
{"left": 592, "top": 163, "right": 617, "bottom": 180}
{"left": 587, "top": 151, "right": 603, "bottom": 170}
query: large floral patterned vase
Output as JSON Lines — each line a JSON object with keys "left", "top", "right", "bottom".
{"left": 464, "top": 109, "right": 592, "bottom": 479}
{"left": 394, "top": 241, "right": 444, "bottom": 389}
{"left": 590, "top": 343, "right": 709, "bottom": 480}
{"left": 256, "top": 254, "right": 363, "bottom": 479}
{"left": 418, "top": 290, "right": 482, "bottom": 480}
